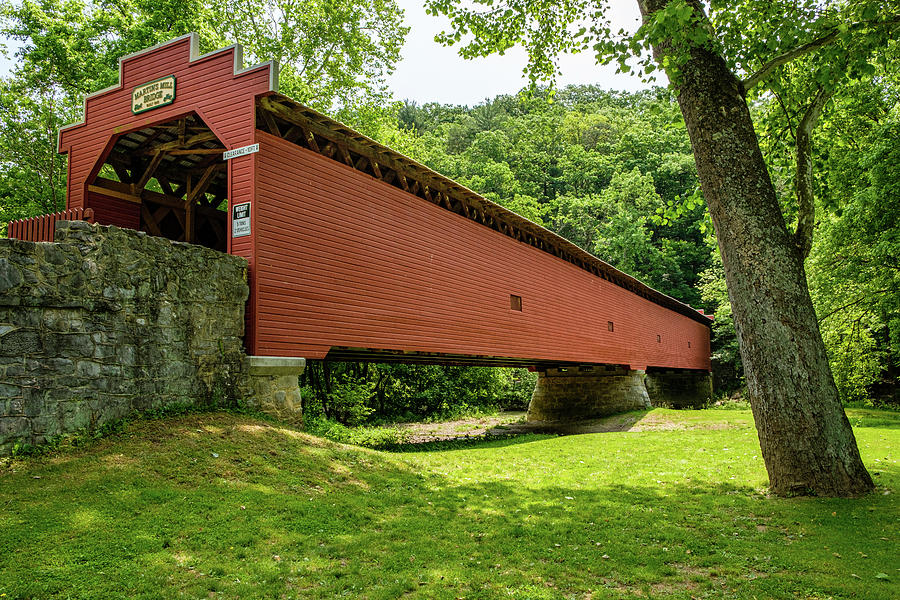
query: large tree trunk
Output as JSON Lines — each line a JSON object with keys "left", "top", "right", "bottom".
{"left": 638, "top": 0, "right": 873, "bottom": 496}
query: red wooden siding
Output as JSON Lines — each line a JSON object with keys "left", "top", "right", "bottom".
{"left": 252, "top": 131, "right": 710, "bottom": 371}
{"left": 7, "top": 208, "right": 95, "bottom": 242}
{"left": 85, "top": 191, "right": 140, "bottom": 231}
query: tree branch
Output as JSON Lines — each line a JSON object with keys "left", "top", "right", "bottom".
{"left": 742, "top": 17, "right": 900, "bottom": 93}
{"left": 743, "top": 31, "right": 839, "bottom": 93}
{"left": 794, "top": 86, "right": 830, "bottom": 259}
{"left": 772, "top": 89, "right": 796, "bottom": 141}
{"left": 817, "top": 288, "right": 894, "bottom": 323}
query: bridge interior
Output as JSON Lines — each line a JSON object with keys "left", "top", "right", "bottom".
{"left": 87, "top": 113, "right": 229, "bottom": 251}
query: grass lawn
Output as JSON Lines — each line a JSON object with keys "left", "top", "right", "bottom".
{"left": 0, "top": 408, "right": 897, "bottom": 599}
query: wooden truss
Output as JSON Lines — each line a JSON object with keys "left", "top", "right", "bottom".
{"left": 256, "top": 94, "right": 709, "bottom": 325}
{"left": 89, "top": 114, "right": 228, "bottom": 251}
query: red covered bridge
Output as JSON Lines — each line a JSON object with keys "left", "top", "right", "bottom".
{"left": 13, "top": 35, "right": 714, "bottom": 418}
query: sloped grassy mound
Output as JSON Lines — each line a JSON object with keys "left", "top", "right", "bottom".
{"left": 0, "top": 409, "right": 897, "bottom": 599}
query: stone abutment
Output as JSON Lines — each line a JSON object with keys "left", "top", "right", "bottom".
{"left": 0, "top": 222, "right": 302, "bottom": 454}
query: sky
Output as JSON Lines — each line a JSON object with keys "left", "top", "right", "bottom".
{"left": 387, "top": 0, "right": 649, "bottom": 105}
{"left": 0, "top": 1, "right": 650, "bottom": 106}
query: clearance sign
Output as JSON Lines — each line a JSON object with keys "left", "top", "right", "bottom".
{"left": 132, "top": 76, "right": 176, "bottom": 114}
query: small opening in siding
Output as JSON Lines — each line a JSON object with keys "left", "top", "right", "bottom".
{"left": 688, "top": 341, "right": 691, "bottom": 348}
{"left": 657, "top": 334, "right": 661, "bottom": 343}
{"left": 607, "top": 321, "right": 614, "bottom": 332}
{"left": 510, "top": 294, "right": 522, "bottom": 311}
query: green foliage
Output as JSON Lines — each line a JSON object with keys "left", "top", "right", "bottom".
{"left": 806, "top": 80, "right": 900, "bottom": 405}
{"left": 0, "top": 78, "right": 71, "bottom": 231}
{"left": 423, "top": 0, "right": 900, "bottom": 407}
{"left": 1, "top": 0, "right": 227, "bottom": 96}
{"left": 700, "top": 255, "right": 744, "bottom": 394}
{"left": 325, "top": 374, "right": 376, "bottom": 426}
{"left": 301, "top": 361, "right": 535, "bottom": 425}
{"left": 209, "top": 0, "right": 408, "bottom": 110}
{"left": 1, "top": 409, "right": 897, "bottom": 598}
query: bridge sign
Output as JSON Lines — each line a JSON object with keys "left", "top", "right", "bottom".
{"left": 132, "top": 76, "right": 176, "bottom": 114}
{"left": 223, "top": 144, "right": 259, "bottom": 160}
{"left": 231, "top": 202, "right": 251, "bottom": 238}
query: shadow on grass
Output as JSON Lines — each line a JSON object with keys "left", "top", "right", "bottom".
{"left": 387, "top": 432, "right": 559, "bottom": 453}
{"left": 0, "top": 412, "right": 897, "bottom": 600}
{"left": 846, "top": 408, "right": 900, "bottom": 429}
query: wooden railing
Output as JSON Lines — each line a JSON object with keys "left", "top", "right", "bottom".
{"left": 6, "top": 208, "right": 95, "bottom": 242}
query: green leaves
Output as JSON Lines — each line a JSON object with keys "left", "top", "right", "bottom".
{"left": 210, "top": 0, "right": 408, "bottom": 111}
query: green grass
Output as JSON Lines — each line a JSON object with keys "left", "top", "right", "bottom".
{"left": 0, "top": 408, "right": 897, "bottom": 599}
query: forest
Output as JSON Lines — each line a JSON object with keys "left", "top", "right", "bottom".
{"left": 1, "top": 0, "right": 897, "bottom": 427}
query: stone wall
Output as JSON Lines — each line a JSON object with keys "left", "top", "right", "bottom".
{"left": 527, "top": 366, "right": 652, "bottom": 422}
{"left": 0, "top": 221, "right": 249, "bottom": 453}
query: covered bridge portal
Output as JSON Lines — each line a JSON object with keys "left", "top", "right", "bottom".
{"left": 50, "top": 34, "right": 712, "bottom": 418}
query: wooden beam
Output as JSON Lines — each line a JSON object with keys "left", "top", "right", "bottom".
{"left": 185, "top": 198, "right": 194, "bottom": 243}
{"left": 305, "top": 130, "right": 320, "bottom": 153}
{"left": 207, "top": 214, "right": 225, "bottom": 245}
{"left": 140, "top": 203, "right": 163, "bottom": 236}
{"left": 105, "top": 151, "right": 221, "bottom": 190}
{"left": 112, "top": 162, "right": 133, "bottom": 184}
{"left": 142, "top": 131, "right": 218, "bottom": 154}
{"left": 164, "top": 148, "right": 226, "bottom": 156}
{"left": 263, "top": 98, "right": 469, "bottom": 202}
{"left": 89, "top": 181, "right": 141, "bottom": 204}
{"left": 89, "top": 178, "right": 225, "bottom": 219}
{"left": 283, "top": 125, "right": 305, "bottom": 144}
{"left": 134, "top": 127, "right": 167, "bottom": 150}
{"left": 156, "top": 175, "right": 175, "bottom": 196}
{"left": 338, "top": 144, "right": 353, "bottom": 166}
{"left": 187, "top": 164, "right": 218, "bottom": 203}
{"left": 135, "top": 151, "right": 165, "bottom": 191}
{"left": 259, "top": 107, "right": 280, "bottom": 136}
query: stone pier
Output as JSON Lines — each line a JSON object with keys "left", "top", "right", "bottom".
{"left": 645, "top": 369, "right": 713, "bottom": 409}
{"left": 526, "top": 366, "right": 651, "bottom": 422}
{"left": 245, "top": 356, "right": 306, "bottom": 425}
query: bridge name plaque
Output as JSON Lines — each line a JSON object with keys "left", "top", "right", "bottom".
{"left": 132, "top": 76, "right": 176, "bottom": 114}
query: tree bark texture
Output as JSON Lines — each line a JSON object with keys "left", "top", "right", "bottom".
{"left": 638, "top": 0, "right": 873, "bottom": 496}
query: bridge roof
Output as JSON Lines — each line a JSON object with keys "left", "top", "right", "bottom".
{"left": 257, "top": 93, "right": 713, "bottom": 327}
